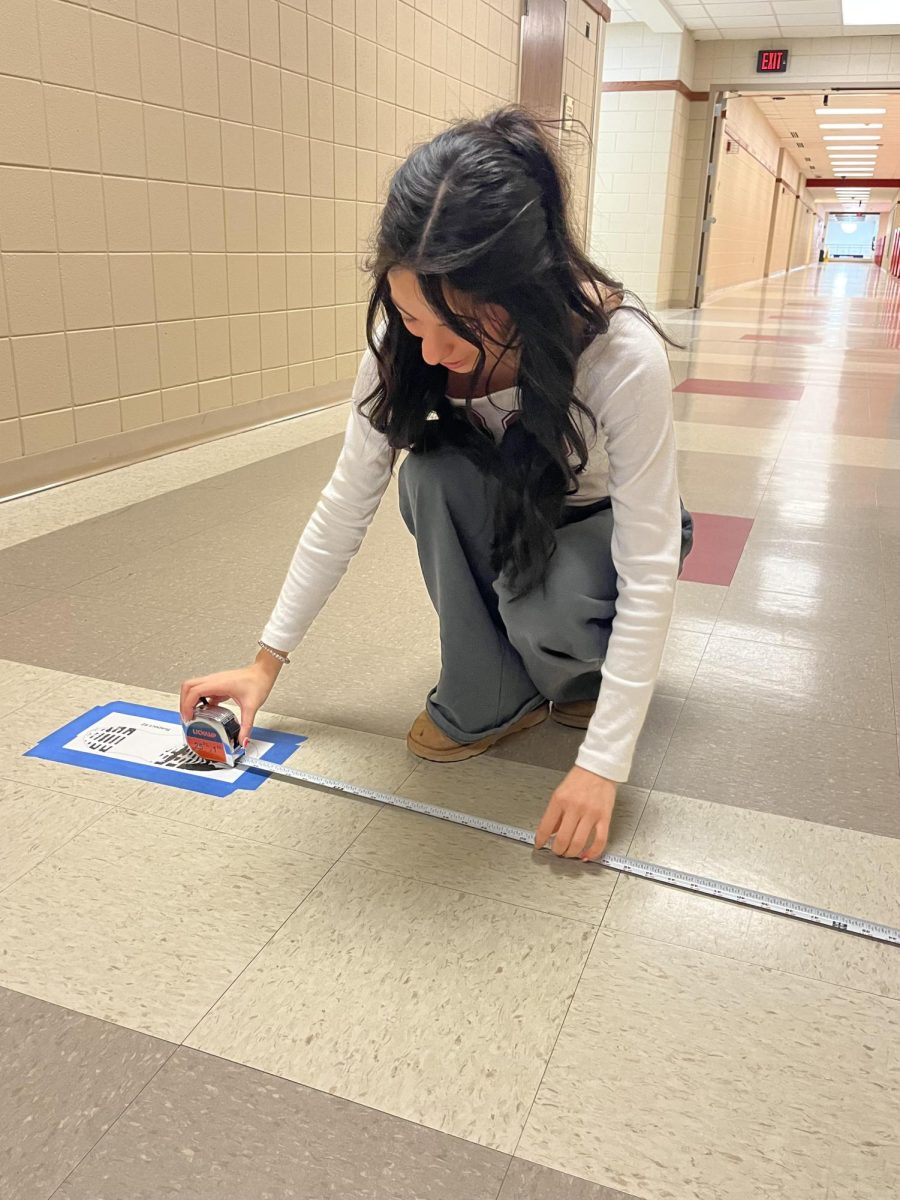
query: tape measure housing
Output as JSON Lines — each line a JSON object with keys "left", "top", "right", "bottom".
{"left": 184, "top": 699, "right": 244, "bottom": 768}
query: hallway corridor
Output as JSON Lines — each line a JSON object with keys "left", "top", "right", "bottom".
{"left": 1, "top": 262, "right": 898, "bottom": 1199}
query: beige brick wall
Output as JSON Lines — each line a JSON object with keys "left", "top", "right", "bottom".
{"left": 704, "top": 97, "right": 792, "bottom": 295}
{"left": 560, "top": 0, "right": 601, "bottom": 245}
{"left": 591, "top": 25, "right": 698, "bottom": 308}
{"left": 0, "top": 0, "right": 521, "bottom": 493}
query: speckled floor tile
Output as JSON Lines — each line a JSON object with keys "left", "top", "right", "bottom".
{"left": 0, "top": 403, "right": 350, "bottom": 550}
{"left": 746, "top": 511, "right": 883, "bottom": 553}
{"left": 0, "top": 987, "right": 173, "bottom": 1200}
{"left": 4, "top": 675, "right": 180, "bottom": 805}
{"left": 125, "top": 715, "right": 415, "bottom": 862}
{"left": 0, "top": 581, "right": 55, "bottom": 617}
{"left": 344, "top": 755, "right": 648, "bottom": 923}
{"left": 655, "top": 627, "right": 708, "bottom": 697}
{"left": 0, "top": 591, "right": 177, "bottom": 676}
{"left": 0, "top": 658, "right": 62, "bottom": 720}
{"left": 670, "top": 580, "right": 728, "bottom": 635}
{"left": 656, "top": 699, "right": 900, "bottom": 836}
{"left": 0, "top": 513, "right": 174, "bottom": 590}
{"left": 86, "top": 478, "right": 440, "bottom": 742}
{"left": 676, "top": 450, "right": 772, "bottom": 517}
{"left": 0, "top": 809, "right": 330, "bottom": 1040}
{"left": 781, "top": 429, "right": 900, "bottom": 470}
{"left": 727, "top": 533, "right": 885, "bottom": 612}
{"left": 499, "top": 1160, "right": 641, "bottom": 1199}
{"left": 674, "top": 420, "right": 786, "bottom": 459}
{"left": 604, "top": 791, "right": 900, "bottom": 998}
{"left": 714, "top": 584, "right": 891, "bottom": 657}
{"left": 264, "top": 484, "right": 440, "bottom": 738}
{"left": 761, "top": 459, "right": 881, "bottom": 513}
{"left": 188, "top": 861, "right": 596, "bottom": 1153}
{"left": 5, "top": 730, "right": 146, "bottom": 806}
{"left": 517, "top": 930, "right": 900, "bottom": 1200}
{"left": 54, "top": 1048, "right": 509, "bottom": 1200}
{"left": 688, "top": 634, "right": 895, "bottom": 733}
{"left": 488, "top": 693, "right": 683, "bottom": 790}
{"left": 0, "top": 778, "right": 107, "bottom": 891}
{"left": 672, "top": 392, "right": 794, "bottom": 430}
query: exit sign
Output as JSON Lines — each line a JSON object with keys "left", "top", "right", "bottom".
{"left": 757, "top": 49, "right": 789, "bottom": 73}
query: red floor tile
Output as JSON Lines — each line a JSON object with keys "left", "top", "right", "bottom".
{"left": 680, "top": 512, "right": 754, "bottom": 586}
{"left": 674, "top": 378, "right": 805, "bottom": 401}
{"left": 741, "top": 334, "right": 821, "bottom": 346}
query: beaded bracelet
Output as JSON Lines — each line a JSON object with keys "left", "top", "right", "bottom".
{"left": 257, "top": 640, "right": 291, "bottom": 666}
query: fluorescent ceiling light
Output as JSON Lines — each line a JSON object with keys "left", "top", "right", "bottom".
{"left": 823, "top": 134, "right": 881, "bottom": 140}
{"left": 816, "top": 108, "right": 886, "bottom": 115}
{"left": 841, "top": 1, "right": 900, "bottom": 25}
{"left": 826, "top": 145, "right": 882, "bottom": 152}
{"left": 829, "top": 153, "right": 877, "bottom": 158}
{"left": 819, "top": 123, "right": 883, "bottom": 129}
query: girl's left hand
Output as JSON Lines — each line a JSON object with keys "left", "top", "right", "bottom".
{"left": 535, "top": 766, "right": 617, "bottom": 861}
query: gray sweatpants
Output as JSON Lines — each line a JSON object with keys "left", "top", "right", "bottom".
{"left": 399, "top": 445, "right": 691, "bottom": 746}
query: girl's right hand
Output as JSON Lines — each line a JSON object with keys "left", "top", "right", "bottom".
{"left": 179, "top": 656, "right": 282, "bottom": 748}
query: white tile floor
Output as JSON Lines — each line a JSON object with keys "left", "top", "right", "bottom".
{"left": 2, "top": 264, "right": 899, "bottom": 1199}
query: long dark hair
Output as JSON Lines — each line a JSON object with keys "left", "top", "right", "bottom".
{"left": 362, "top": 106, "right": 668, "bottom": 596}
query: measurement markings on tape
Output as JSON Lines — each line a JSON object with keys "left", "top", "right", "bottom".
{"left": 239, "top": 754, "right": 900, "bottom": 948}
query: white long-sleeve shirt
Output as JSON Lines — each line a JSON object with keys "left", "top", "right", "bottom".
{"left": 261, "top": 307, "right": 682, "bottom": 783}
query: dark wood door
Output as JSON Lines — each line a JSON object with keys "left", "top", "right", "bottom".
{"left": 518, "top": 0, "right": 567, "bottom": 121}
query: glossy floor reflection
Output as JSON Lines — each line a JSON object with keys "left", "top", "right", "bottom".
{"left": 2, "top": 264, "right": 899, "bottom": 1199}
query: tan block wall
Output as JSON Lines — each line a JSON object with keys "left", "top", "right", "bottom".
{"left": 657, "top": 91, "right": 689, "bottom": 307}
{"left": 560, "top": 0, "right": 602, "bottom": 245}
{"left": 790, "top": 201, "right": 816, "bottom": 272}
{"left": 0, "top": 0, "right": 521, "bottom": 494}
{"left": 705, "top": 97, "right": 803, "bottom": 295}
{"left": 666, "top": 99, "right": 707, "bottom": 307}
{"left": 767, "top": 181, "right": 795, "bottom": 278}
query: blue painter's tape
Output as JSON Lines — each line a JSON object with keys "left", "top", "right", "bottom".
{"left": 24, "top": 701, "right": 305, "bottom": 797}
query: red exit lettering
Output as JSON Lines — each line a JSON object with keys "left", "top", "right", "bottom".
{"left": 758, "top": 49, "right": 788, "bottom": 73}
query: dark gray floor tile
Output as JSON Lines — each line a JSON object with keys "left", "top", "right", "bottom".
{"left": 499, "top": 1160, "right": 643, "bottom": 1199}
{"left": 0, "top": 581, "right": 55, "bottom": 617}
{"left": 55, "top": 1047, "right": 509, "bottom": 1200}
{"left": 489, "top": 694, "right": 683, "bottom": 791}
{"left": 656, "top": 699, "right": 900, "bottom": 837}
{"left": 0, "top": 987, "right": 173, "bottom": 1200}
{"left": 0, "top": 435, "right": 340, "bottom": 595}
{"left": 0, "top": 592, "right": 177, "bottom": 676}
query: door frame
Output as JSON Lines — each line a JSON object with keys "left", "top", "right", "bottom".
{"left": 690, "top": 80, "right": 900, "bottom": 307}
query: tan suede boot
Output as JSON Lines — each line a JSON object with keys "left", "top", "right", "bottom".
{"left": 406, "top": 704, "right": 550, "bottom": 763}
{"left": 550, "top": 699, "right": 597, "bottom": 729}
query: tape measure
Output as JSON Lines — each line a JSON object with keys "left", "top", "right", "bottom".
{"left": 184, "top": 700, "right": 900, "bottom": 947}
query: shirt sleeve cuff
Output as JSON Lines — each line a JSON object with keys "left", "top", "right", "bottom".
{"left": 574, "top": 744, "right": 631, "bottom": 785}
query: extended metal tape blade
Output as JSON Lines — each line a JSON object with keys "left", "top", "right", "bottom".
{"left": 236, "top": 753, "right": 900, "bottom": 947}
